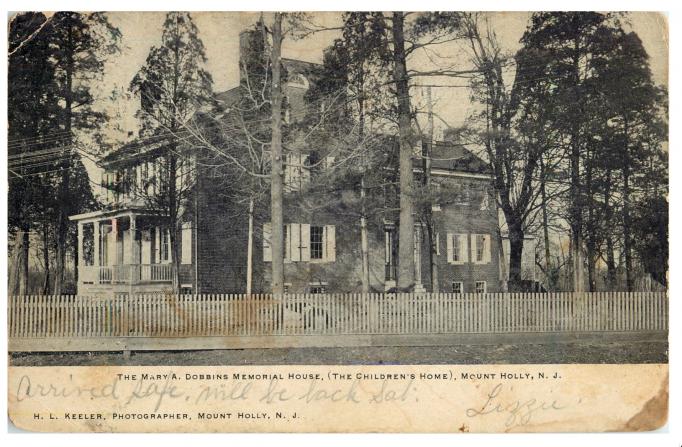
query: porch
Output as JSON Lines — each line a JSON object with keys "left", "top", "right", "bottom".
{"left": 70, "top": 208, "right": 194, "bottom": 293}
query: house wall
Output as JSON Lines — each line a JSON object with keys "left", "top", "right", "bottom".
{"left": 249, "top": 174, "right": 501, "bottom": 294}
{"left": 427, "top": 179, "right": 502, "bottom": 293}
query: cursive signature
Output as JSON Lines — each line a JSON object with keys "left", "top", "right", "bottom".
{"left": 465, "top": 383, "right": 567, "bottom": 428}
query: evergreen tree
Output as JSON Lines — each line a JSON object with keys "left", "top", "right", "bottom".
{"left": 130, "top": 12, "right": 213, "bottom": 292}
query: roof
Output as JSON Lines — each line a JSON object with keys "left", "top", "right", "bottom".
{"left": 213, "top": 87, "right": 240, "bottom": 108}
{"left": 428, "top": 141, "right": 491, "bottom": 175}
{"left": 99, "top": 134, "right": 175, "bottom": 168}
{"left": 282, "top": 58, "right": 321, "bottom": 73}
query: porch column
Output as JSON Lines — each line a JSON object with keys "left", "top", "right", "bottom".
{"left": 129, "top": 214, "right": 137, "bottom": 283}
{"left": 93, "top": 221, "right": 100, "bottom": 267}
{"left": 128, "top": 215, "right": 137, "bottom": 262}
{"left": 77, "top": 222, "right": 84, "bottom": 284}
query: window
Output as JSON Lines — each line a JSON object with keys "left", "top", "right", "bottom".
{"left": 447, "top": 233, "right": 468, "bottom": 264}
{"left": 454, "top": 234, "right": 463, "bottom": 262}
{"left": 475, "top": 281, "right": 487, "bottom": 294}
{"left": 452, "top": 281, "right": 463, "bottom": 294}
{"left": 264, "top": 223, "right": 335, "bottom": 263}
{"left": 288, "top": 73, "right": 309, "bottom": 88}
{"left": 160, "top": 228, "right": 170, "bottom": 262}
{"left": 472, "top": 234, "right": 491, "bottom": 264}
{"left": 83, "top": 223, "right": 95, "bottom": 266}
{"left": 284, "top": 153, "right": 310, "bottom": 191}
{"left": 476, "top": 234, "right": 485, "bottom": 263}
{"left": 310, "top": 225, "right": 324, "bottom": 260}
{"left": 305, "top": 151, "right": 321, "bottom": 179}
{"left": 480, "top": 193, "right": 490, "bottom": 211}
{"left": 309, "top": 283, "right": 327, "bottom": 294}
{"left": 384, "top": 226, "right": 397, "bottom": 280}
{"left": 283, "top": 283, "right": 291, "bottom": 294}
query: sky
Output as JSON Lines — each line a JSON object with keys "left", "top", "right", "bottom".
{"left": 85, "top": 11, "right": 668, "bottom": 179}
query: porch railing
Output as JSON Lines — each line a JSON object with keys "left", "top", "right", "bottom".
{"left": 82, "top": 264, "right": 174, "bottom": 285}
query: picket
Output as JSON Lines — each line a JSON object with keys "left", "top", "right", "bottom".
{"left": 7, "top": 292, "right": 668, "bottom": 340}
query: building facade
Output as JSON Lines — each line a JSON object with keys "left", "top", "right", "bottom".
{"left": 69, "top": 28, "right": 506, "bottom": 297}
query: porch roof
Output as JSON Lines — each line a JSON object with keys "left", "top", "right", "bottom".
{"left": 68, "top": 207, "right": 167, "bottom": 223}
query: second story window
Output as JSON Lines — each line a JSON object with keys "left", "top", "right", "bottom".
{"left": 447, "top": 233, "right": 468, "bottom": 265}
{"left": 472, "top": 234, "right": 491, "bottom": 264}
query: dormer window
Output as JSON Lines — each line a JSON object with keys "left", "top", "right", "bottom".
{"left": 287, "top": 72, "right": 309, "bottom": 89}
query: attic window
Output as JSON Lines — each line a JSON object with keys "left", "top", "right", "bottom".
{"left": 288, "top": 73, "right": 309, "bottom": 88}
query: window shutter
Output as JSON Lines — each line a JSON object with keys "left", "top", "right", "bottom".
{"left": 460, "top": 234, "right": 469, "bottom": 263}
{"left": 290, "top": 223, "right": 301, "bottom": 261}
{"left": 483, "top": 234, "right": 492, "bottom": 263}
{"left": 263, "top": 223, "right": 272, "bottom": 262}
{"left": 181, "top": 222, "right": 192, "bottom": 265}
{"left": 152, "top": 226, "right": 159, "bottom": 264}
{"left": 325, "top": 225, "right": 336, "bottom": 262}
{"left": 300, "top": 224, "right": 311, "bottom": 262}
{"left": 435, "top": 232, "right": 440, "bottom": 256}
{"left": 446, "top": 233, "right": 453, "bottom": 264}
{"left": 471, "top": 234, "right": 478, "bottom": 264}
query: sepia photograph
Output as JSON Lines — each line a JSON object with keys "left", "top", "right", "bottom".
{"left": 5, "top": 9, "right": 670, "bottom": 433}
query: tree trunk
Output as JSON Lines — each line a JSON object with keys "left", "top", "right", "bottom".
{"left": 424, "top": 86, "right": 439, "bottom": 293}
{"left": 168, "top": 153, "right": 181, "bottom": 294}
{"left": 358, "top": 84, "right": 370, "bottom": 294}
{"left": 507, "top": 221, "right": 524, "bottom": 291}
{"left": 539, "top": 157, "right": 552, "bottom": 288}
{"left": 392, "top": 12, "right": 415, "bottom": 291}
{"left": 603, "top": 168, "right": 617, "bottom": 290}
{"left": 569, "top": 36, "right": 584, "bottom": 293}
{"left": 270, "top": 13, "right": 285, "bottom": 295}
{"left": 42, "top": 221, "right": 51, "bottom": 295}
{"left": 246, "top": 197, "right": 254, "bottom": 295}
{"left": 21, "top": 227, "right": 30, "bottom": 295}
{"left": 623, "top": 152, "right": 633, "bottom": 292}
{"left": 54, "top": 23, "right": 77, "bottom": 296}
{"left": 585, "top": 154, "right": 597, "bottom": 292}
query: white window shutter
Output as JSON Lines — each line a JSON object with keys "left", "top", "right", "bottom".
{"left": 263, "top": 223, "right": 272, "bottom": 262}
{"left": 471, "top": 234, "right": 478, "bottom": 264}
{"left": 446, "top": 233, "right": 453, "bottom": 264}
{"left": 290, "top": 223, "right": 301, "bottom": 261}
{"left": 435, "top": 232, "right": 440, "bottom": 256}
{"left": 484, "top": 234, "right": 492, "bottom": 263}
{"left": 181, "top": 222, "right": 192, "bottom": 265}
{"left": 461, "top": 234, "right": 469, "bottom": 263}
{"left": 325, "top": 225, "right": 336, "bottom": 262}
{"left": 300, "top": 224, "right": 311, "bottom": 262}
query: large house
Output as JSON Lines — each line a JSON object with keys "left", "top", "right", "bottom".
{"left": 69, "top": 28, "right": 508, "bottom": 297}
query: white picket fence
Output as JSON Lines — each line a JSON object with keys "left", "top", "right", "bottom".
{"left": 8, "top": 292, "right": 668, "bottom": 340}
